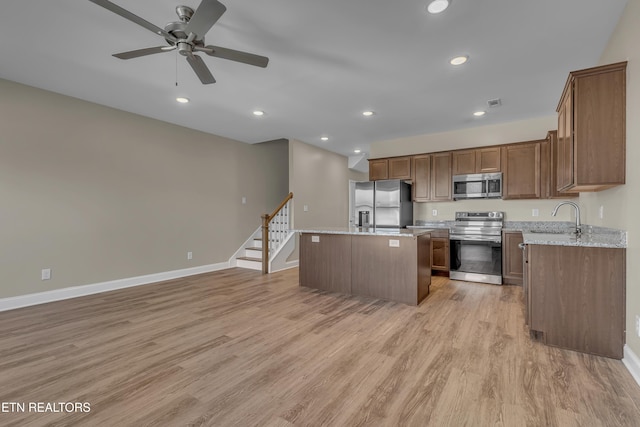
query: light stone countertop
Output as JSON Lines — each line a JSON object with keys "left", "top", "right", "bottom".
{"left": 504, "top": 221, "right": 627, "bottom": 248}
{"left": 296, "top": 227, "right": 429, "bottom": 238}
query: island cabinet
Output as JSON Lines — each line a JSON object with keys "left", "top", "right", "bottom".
{"left": 501, "top": 231, "right": 523, "bottom": 285}
{"left": 369, "top": 156, "right": 412, "bottom": 181}
{"left": 452, "top": 147, "right": 501, "bottom": 175}
{"left": 501, "top": 141, "right": 542, "bottom": 199}
{"left": 526, "top": 244, "right": 625, "bottom": 359}
{"left": 299, "top": 234, "right": 352, "bottom": 294}
{"left": 556, "top": 61, "right": 626, "bottom": 192}
{"left": 299, "top": 231, "right": 432, "bottom": 306}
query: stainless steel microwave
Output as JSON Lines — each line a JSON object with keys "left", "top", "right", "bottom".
{"left": 452, "top": 173, "right": 502, "bottom": 200}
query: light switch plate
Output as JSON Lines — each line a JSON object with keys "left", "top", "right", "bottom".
{"left": 532, "top": 208, "right": 539, "bottom": 217}
{"left": 389, "top": 239, "right": 400, "bottom": 247}
{"left": 304, "top": 205, "right": 309, "bottom": 212}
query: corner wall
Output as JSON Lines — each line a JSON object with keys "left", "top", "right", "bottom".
{"left": 0, "top": 79, "right": 289, "bottom": 299}
{"left": 580, "top": 0, "right": 640, "bottom": 358}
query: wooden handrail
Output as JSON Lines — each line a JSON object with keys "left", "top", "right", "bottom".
{"left": 266, "top": 192, "right": 293, "bottom": 222}
{"left": 262, "top": 192, "right": 293, "bottom": 274}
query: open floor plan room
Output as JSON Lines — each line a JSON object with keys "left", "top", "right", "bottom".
{"left": 1, "top": 268, "right": 639, "bottom": 426}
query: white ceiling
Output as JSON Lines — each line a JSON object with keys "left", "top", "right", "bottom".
{"left": 0, "top": 0, "right": 627, "bottom": 157}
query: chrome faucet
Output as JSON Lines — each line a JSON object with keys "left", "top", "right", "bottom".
{"left": 552, "top": 201, "right": 582, "bottom": 235}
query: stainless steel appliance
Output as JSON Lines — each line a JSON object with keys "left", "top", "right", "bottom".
{"left": 452, "top": 172, "right": 502, "bottom": 200}
{"left": 352, "top": 180, "right": 413, "bottom": 228}
{"left": 449, "top": 211, "right": 504, "bottom": 285}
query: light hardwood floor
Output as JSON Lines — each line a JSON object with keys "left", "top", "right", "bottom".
{"left": 1, "top": 267, "right": 640, "bottom": 426}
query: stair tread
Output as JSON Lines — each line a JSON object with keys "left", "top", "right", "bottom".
{"left": 246, "top": 247, "right": 262, "bottom": 251}
{"left": 237, "top": 256, "right": 262, "bottom": 262}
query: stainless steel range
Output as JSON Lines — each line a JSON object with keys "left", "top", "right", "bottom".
{"left": 449, "top": 211, "right": 504, "bottom": 285}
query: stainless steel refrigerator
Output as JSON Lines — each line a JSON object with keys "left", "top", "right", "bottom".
{"left": 353, "top": 180, "right": 413, "bottom": 228}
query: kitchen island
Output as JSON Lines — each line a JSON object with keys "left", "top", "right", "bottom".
{"left": 297, "top": 227, "right": 431, "bottom": 305}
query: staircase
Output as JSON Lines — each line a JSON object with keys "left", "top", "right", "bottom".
{"left": 233, "top": 192, "right": 297, "bottom": 273}
{"left": 235, "top": 233, "right": 264, "bottom": 270}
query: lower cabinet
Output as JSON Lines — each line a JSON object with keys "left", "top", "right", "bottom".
{"left": 502, "top": 231, "right": 523, "bottom": 285}
{"left": 430, "top": 229, "right": 449, "bottom": 274}
{"left": 526, "top": 244, "right": 625, "bottom": 359}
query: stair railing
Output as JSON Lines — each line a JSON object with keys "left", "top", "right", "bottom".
{"left": 261, "top": 192, "right": 293, "bottom": 274}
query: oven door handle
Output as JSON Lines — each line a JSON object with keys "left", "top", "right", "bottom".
{"left": 450, "top": 235, "right": 501, "bottom": 243}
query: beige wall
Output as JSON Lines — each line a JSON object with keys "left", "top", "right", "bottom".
{"left": 580, "top": 0, "right": 640, "bottom": 356}
{"left": 371, "top": 116, "right": 557, "bottom": 158}
{"left": 0, "top": 79, "right": 288, "bottom": 299}
{"left": 288, "top": 139, "right": 367, "bottom": 229}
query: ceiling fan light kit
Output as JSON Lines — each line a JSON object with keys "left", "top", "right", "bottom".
{"left": 88, "top": 0, "right": 270, "bottom": 84}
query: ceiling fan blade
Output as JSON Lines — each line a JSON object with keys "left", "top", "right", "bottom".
{"left": 89, "top": 0, "right": 177, "bottom": 42}
{"left": 113, "top": 46, "right": 175, "bottom": 60}
{"left": 186, "top": 55, "right": 216, "bottom": 84}
{"left": 185, "top": 0, "right": 227, "bottom": 37}
{"left": 199, "top": 45, "right": 269, "bottom": 68}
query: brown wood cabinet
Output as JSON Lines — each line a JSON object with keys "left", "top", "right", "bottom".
{"left": 556, "top": 61, "right": 626, "bottom": 192}
{"left": 452, "top": 147, "right": 501, "bottom": 175}
{"left": 502, "top": 231, "right": 523, "bottom": 285}
{"left": 411, "top": 154, "right": 431, "bottom": 202}
{"left": 430, "top": 152, "right": 452, "bottom": 201}
{"left": 526, "top": 244, "right": 625, "bottom": 359}
{"left": 541, "top": 131, "right": 579, "bottom": 199}
{"left": 369, "top": 156, "right": 412, "bottom": 181}
{"left": 299, "top": 232, "right": 431, "bottom": 306}
{"left": 502, "top": 142, "right": 542, "bottom": 199}
{"left": 388, "top": 156, "right": 412, "bottom": 180}
{"left": 429, "top": 229, "right": 449, "bottom": 274}
{"left": 368, "top": 159, "right": 388, "bottom": 181}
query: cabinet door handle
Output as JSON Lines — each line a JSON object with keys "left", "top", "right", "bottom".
{"left": 518, "top": 243, "right": 525, "bottom": 250}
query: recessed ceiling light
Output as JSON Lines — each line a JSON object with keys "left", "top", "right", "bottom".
{"left": 473, "top": 111, "right": 486, "bottom": 117}
{"left": 354, "top": 149, "right": 362, "bottom": 153}
{"left": 321, "top": 136, "right": 329, "bottom": 141}
{"left": 362, "top": 111, "right": 375, "bottom": 117}
{"left": 427, "top": 0, "right": 450, "bottom": 14}
{"left": 253, "top": 110, "right": 265, "bottom": 116}
{"left": 450, "top": 55, "right": 468, "bottom": 66}
{"left": 176, "top": 97, "right": 190, "bottom": 103}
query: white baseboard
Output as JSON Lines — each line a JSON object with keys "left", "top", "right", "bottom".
{"left": 270, "top": 260, "right": 299, "bottom": 273}
{"left": 0, "top": 262, "right": 230, "bottom": 313}
{"left": 623, "top": 345, "right": 640, "bottom": 387}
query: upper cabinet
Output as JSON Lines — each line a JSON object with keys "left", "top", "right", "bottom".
{"left": 369, "top": 159, "right": 388, "bottom": 181}
{"left": 452, "top": 147, "right": 501, "bottom": 175}
{"left": 412, "top": 154, "right": 431, "bottom": 202}
{"left": 411, "top": 153, "right": 452, "bottom": 202}
{"left": 369, "top": 156, "right": 411, "bottom": 181}
{"left": 430, "top": 152, "right": 452, "bottom": 201}
{"left": 556, "top": 62, "right": 626, "bottom": 192}
{"left": 502, "top": 141, "right": 541, "bottom": 199}
{"left": 541, "top": 131, "right": 578, "bottom": 199}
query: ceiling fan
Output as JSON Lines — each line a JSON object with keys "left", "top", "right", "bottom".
{"left": 89, "top": 0, "right": 269, "bottom": 84}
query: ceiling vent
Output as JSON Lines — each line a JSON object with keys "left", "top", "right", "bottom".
{"left": 487, "top": 98, "right": 502, "bottom": 108}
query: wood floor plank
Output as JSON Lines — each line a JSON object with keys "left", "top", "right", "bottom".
{"left": 1, "top": 267, "right": 639, "bottom": 426}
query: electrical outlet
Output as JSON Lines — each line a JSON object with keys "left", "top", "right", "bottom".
{"left": 636, "top": 315, "right": 640, "bottom": 337}
{"left": 599, "top": 205, "right": 604, "bottom": 219}
{"left": 432, "top": 209, "right": 438, "bottom": 217}
{"left": 304, "top": 205, "right": 309, "bottom": 212}
{"left": 242, "top": 197, "right": 247, "bottom": 205}
{"left": 311, "top": 235, "right": 320, "bottom": 243}
{"left": 532, "top": 209, "right": 539, "bottom": 217}
{"left": 187, "top": 251, "right": 193, "bottom": 260}
{"left": 41, "top": 268, "right": 51, "bottom": 280}
{"left": 389, "top": 239, "right": 400, "bottom": 247}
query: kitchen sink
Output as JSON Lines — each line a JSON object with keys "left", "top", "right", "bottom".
{"left": 526, "top": 229, "right": 576, "bottom": 234}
